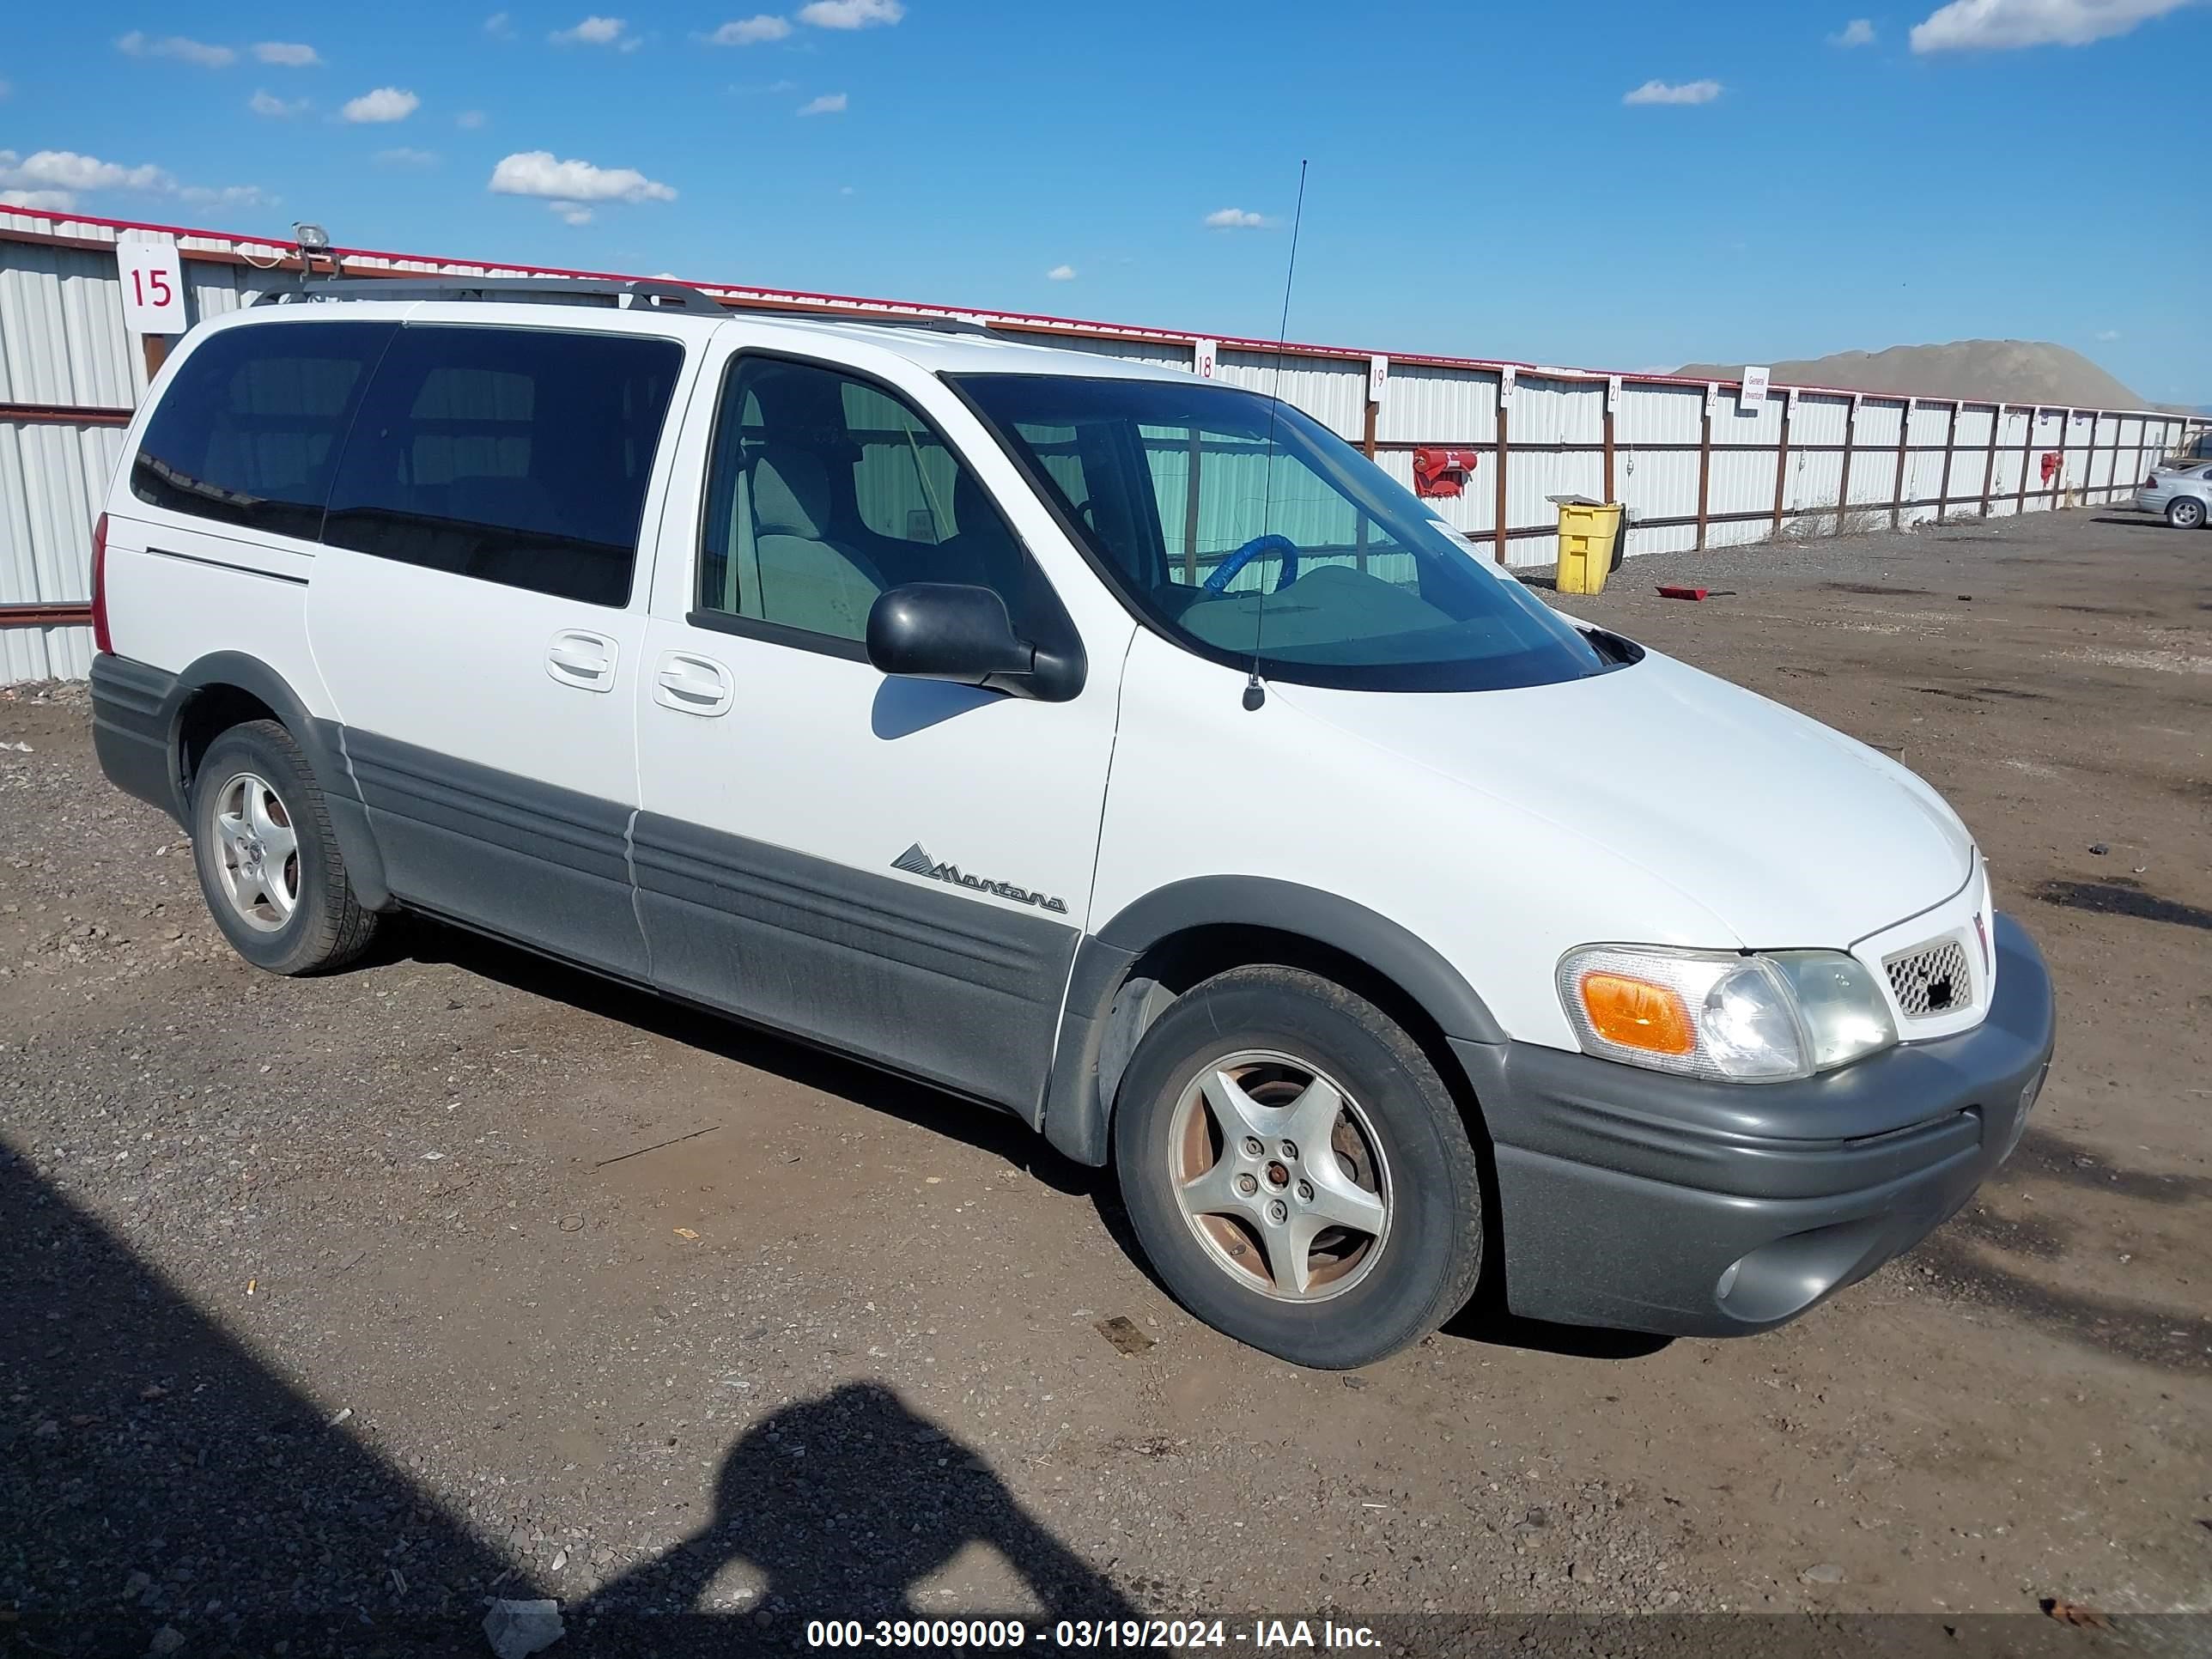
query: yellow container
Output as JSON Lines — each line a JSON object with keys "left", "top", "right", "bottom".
{"left": 1555, "top": 501, "right": 1625, "bottom": 595}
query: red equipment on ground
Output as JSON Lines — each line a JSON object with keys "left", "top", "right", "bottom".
{"left": 1413, "top": 447, "right": 1480, "bottom": 498}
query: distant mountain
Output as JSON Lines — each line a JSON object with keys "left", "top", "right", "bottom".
{"left": 1674, "top": 341, "right": 2149, "bottom": 410}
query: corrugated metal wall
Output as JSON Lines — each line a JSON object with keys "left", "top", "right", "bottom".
{"left": 3, "top": 208, "right": 2205, "bottom": 682}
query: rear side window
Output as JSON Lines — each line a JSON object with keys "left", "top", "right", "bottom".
{"left": 130, "top": 321, "right": 392, "bottom": 538}
{"left": 321, "top": 326, "right": 682, "bottom": 608}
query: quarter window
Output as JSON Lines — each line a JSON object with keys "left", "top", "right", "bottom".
{"left": 321, "top": 326, "right": 681, "bottom": 608}
{"left": 129, "top": 321, "right": 392, "bottom": 538}
{"left": 697, "top": 356, "right": 1031, "bottom": 646}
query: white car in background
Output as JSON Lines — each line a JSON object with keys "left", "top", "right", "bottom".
{"left": 2136, "top": 463, "right": 2211, "bottom": 528}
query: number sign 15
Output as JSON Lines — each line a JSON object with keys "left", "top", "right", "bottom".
{"left": 118, "top": 241, "right": 186, "bottom": 336}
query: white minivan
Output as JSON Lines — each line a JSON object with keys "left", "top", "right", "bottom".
{"left": 90, "top": 279, "right": 2054, "bottom": 1368}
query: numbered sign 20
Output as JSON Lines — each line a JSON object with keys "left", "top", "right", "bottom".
{"left": 118, "top": 241, "right": 187, "bottom": 336}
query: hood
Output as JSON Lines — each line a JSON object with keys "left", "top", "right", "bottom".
{"left": 1277, "top": 649, "right": 1974, "bottom": 950}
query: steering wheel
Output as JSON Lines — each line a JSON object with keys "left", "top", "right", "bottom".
{"left": 1202, "top": 532, "right": 1301, "bottom": 595}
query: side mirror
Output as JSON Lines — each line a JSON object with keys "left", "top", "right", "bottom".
{"left": 866, "top": 584, "right": 1046, "bottom": 697}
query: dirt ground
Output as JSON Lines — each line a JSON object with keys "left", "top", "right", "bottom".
{"left": 2, "top": 507, "right": 2207, "bottom": 1653}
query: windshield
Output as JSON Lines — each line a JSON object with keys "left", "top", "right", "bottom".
{"left": 954, "top": 374, "right": 1619, "bottom": 692}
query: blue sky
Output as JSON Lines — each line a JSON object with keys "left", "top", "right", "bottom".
{"left": 4, "top": 0, "right": 2208, "bottom": 402}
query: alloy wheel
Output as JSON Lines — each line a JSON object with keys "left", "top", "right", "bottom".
{"left": 1168, "top": 1049, "right": 1392, "bottom": 1302}
{"left": 210, "top": 770, "right": 301, "bottom": 933}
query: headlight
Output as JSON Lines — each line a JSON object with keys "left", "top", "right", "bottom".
{"left": 1557, "top": 945, "right": 1897, "bottom": 1082}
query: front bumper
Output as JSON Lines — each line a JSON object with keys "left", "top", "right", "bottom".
{"left": 1453, "top": 912, "right": 2055, "bottom": 1337}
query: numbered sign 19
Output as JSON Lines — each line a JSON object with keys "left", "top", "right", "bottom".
{"left": 118, "top": 240, "right": 186, "bottom": 335}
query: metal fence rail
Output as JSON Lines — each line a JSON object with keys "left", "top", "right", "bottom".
{"left": 4, "top": 207, "right": 2204, "bottom": 684}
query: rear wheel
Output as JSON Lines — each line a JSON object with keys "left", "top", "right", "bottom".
{"left": 2168, "top": 495, "right": 2206, "bottom": 530}
{"left": 1112, "top": 965, "right": 1485, "bottom": 1369}
{"left": 190, "top": 720, "right": 379, "bottom": 975}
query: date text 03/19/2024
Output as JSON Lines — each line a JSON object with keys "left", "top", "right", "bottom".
{"left": 803, "top": 1619, "right": 1382, "bottom": 1649}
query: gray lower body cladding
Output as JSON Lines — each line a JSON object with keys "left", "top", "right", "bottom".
{"left": 1460, "top": 912, "right": 2056, "bottom": 1337}
{"left": 631, "top": 812, "right": 1076, "bottom": 1113}
{"left": 343, "top": 728, "right": 648, "bottom": 981}
{"left": 88, "top": 653, "right": 186, "bottom": 823}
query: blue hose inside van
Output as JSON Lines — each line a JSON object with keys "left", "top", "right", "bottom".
{"left": 1203, "top": 533, "right": 1300, "bottom": 594}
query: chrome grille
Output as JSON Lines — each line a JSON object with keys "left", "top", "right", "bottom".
{"left": 1885, "top": 937, "right": 1972, "bottom": 1020}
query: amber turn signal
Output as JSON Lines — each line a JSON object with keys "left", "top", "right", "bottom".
{"left": 1577, "top": 971, "right": 1696, "bottom": 1056}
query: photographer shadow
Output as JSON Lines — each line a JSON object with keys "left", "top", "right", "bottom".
{"left": 574, "top": 1381, "right": 1138, "bottom": 1650}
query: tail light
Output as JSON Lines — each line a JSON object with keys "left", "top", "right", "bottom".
{"left": 89, "top": 512, "right": 112, "bottom": 656}
{"left": 2144, "top": 473, "right": 2160, "bottom": 488}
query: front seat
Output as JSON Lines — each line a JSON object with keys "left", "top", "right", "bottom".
{"left": 749, "top": 446, "right": 884, "bottom": 641}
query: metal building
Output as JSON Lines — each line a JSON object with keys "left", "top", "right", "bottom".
{"left": 4, "top": 206, "right": 2202, "bottom": 684}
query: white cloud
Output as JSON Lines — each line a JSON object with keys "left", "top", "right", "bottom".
{"left": 253, "top": 41, "right": 321, "bottom": 66}
{"left": 342, "top": 86, "right": 421, "bottom": 123}
{"left": 117, "top": 32, "right": 237, "bottom": 68}
{"left": 376, "top": 147, "right": 440, "bottom": 167}
{"left": 550, "top": 201, "right": 593, "bottom": 226}
{"left": 797, "top": 91, "right": 848, "bottom": 114}
{"left": 1047, "top": 264, "right": 1076, "bottom": 281}
{"left": 0, "top": 81, "right": 12, "bottom": 100}
{"left": 457, "top": 109, "right": 489, "bottom": 129}
{"left": 1623, "top": 77, "right": 1723, "bottom": 104}
{"left": 249, "top": 89, "right": 308, "bottom": 118}
{"left": 552, "top": 15, "right": 629, "bottom": 45}
{"left": 1203, "top": 207, "right": 1270, "bottom": 229}
{"left": 1832, "top": 17, "right": 1878, "bottom": 44}
{"left": 484, "top": 12, "right": 515, "bottom": 38}
{"left": 0, "top": 149, "right": 268, "bottom": 213}
{"left": 2094, "top": 329, "right": 2122, "bottom": 343}
{"left": 1910, "top": 0, "right": 2193, "bottom": 50}
{"left": 708, "top": 15, "right": 793, "bottom": 42}
{"left": 489, "top": 150, "right": 677, "bottom": 203}
{"left": 179, "top": 183, "right": 276, "bottom": 208}
{"left": 0, "top": 149, "right": 170, "bottom": 193}
{"left": 798, "top": 0, "right": 903, "bottom": 27}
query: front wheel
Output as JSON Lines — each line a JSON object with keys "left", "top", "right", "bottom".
{"left": 1112, "top": 965, "right": 1485, "bottom": 1369}
{"left": 2168, "top": 496, "right": 2206, "bottom": 530}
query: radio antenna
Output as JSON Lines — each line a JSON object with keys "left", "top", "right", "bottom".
{"left": 1243, "top": 157, "right": 1308, "bottom": 713}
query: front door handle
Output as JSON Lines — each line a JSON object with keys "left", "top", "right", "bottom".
{"left": 653, "top": 652, "right": 733, "bottom": 717}
{"left": 547, "top": 629, "right": 620, "bottom": 693}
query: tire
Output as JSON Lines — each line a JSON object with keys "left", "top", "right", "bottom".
{"left": 189, "top": 719, "right": 379, "bottom": 975}
{"left": 2168, "top": 496, "right": 2206, "bottom": 530}
{"left": 1112, "top": 964, "right": 1485, "bottom": 1369}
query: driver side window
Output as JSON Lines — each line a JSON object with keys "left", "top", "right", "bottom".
{"left": 697, "top": 356, "right": 1031, "bottom": 648}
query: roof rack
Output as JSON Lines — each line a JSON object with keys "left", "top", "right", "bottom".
{"left": 243, "top": 277, "right": 1008, "bottom": 337}
{"left": 246, "top": 276, "right": 727, "bottom": 315}
{"left": 761, "top": 307, "right": 996, "bottom": 337}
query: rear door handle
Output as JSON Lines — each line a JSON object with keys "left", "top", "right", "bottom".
{"left": 653, "top": 652, "right": 733, "bottom": 717}
{"left": 546, "top": 629, "right": 619, "bottom": 693}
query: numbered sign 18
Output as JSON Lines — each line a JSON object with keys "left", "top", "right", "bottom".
{"left": 1192, "top": 337, "right": 1218, "bottom": 380}
{"left": 118, "top": 241, "right": 186, "bottom": 336}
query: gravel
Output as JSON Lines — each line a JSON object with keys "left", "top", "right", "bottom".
{"left": 3, "top": 510, "right": 2208, "bottom": 1650}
